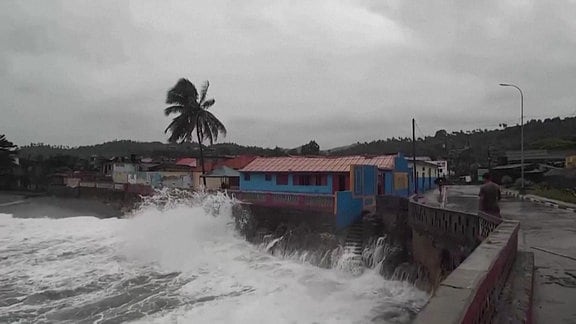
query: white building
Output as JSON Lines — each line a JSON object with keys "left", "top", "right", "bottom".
{"left": 429, "top": 160, "right": 449, "bottom": 177}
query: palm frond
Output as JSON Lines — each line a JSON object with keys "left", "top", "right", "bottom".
{"left": 165, "top": 115, "right": 190, "bottom": 143}
{"left": 201, "top": 119, "right": 214, "bottom": 145}
{"left": 202, "top": 98, "right": 215, "bottom": 109}
{"left": 164, "top": 105, "right": 186, "bottom": 116}
{"left": 166, "top": 78, "right": 198, "bottom": 105}
{"left": 164, "top": 78, "right": 225, "bottom": 147}
{"left": 206, "top": 111, "right": 227, "bottom": 137}
{"left": 164, "top": 118, "right": 178, "bottom": 134}
{"left": 199, "top": 81, "right": 210, "bottom": 105}
{"left": 196, "top": 111, "right": 227, "bottom": 145}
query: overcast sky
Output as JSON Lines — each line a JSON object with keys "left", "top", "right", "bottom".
{"left": 1, "top": 0, "right": 576, "bottom": 149}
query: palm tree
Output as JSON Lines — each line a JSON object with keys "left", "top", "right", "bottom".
{"left": 0, "top": 134, "right": 17, "bottom": 178}
{"left": 164, "top": 78, "right": 226, "bottom": 186}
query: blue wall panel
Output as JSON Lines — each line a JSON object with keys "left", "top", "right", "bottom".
{"left": 239, "top": 172, "right": 333, "bottom": 194}
{"left": 335, "top": 191, "right": 363, "bottom": 229}
{"left": 394, "top": 154, "right": 410, "bottom": 172}
{"left": 407, "top": 172, "right": 437, "bottom": 194}
{"left": 362, "top": 165, "right": 377, "bottom": 196}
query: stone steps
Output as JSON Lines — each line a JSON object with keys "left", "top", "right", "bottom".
{"left": 344, "top": 222, "right": 364, "bottom": 256}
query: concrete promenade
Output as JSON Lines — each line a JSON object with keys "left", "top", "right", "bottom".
{"left": 434, "top": 185, "right": 576, "bottom": 324}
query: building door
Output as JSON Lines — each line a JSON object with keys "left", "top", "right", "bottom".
{"left": 338, "top": 174, "right": 346, "bottom": 191}
{"left": 422, "top": 169, "right": 425, "bottom": 190}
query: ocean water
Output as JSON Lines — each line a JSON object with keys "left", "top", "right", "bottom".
{"left": 0, "top": 191, "right": 427, "bottom": 323}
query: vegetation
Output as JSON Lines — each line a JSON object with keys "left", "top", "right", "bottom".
{"left": 0, "top": 135, "right": 18, "bottom": 189}
{"left": 333, "top": 116, "right": 576, "bottom": 176}
{"left": 531, "top": 186, "right": 576, "bottom": 204}
{"left": 0, "top": 134, "right": 18, "bottom": 177}
{"left": 164, "top": 78, "right": 227, "bottom": 185}
{"left": 14, "top": 116, "right": 576, "bottom": 178}
{"left": 300, "top": 140, "right": 320, "bottom": 155}
{"left": 0, "top": 134, "right": 17, "bottom": 167}
{"left": 287, "top": 140, "right": 320, "bottom": 156}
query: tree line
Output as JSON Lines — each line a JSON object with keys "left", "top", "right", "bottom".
{"left": 6, "top": 83, "right": 576, "bottom": 187}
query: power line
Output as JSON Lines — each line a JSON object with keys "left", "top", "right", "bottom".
{"left": 414, "top": 121, "right": 426, "bottom": 139}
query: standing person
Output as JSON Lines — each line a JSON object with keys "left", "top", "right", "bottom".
{"left": 479, "top": 173, "right": 501, "bottom": 217}
{"left": 437, "top": 177, "right": 444, "bottom": 194}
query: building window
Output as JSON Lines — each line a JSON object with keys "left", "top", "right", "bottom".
{"left": 276, "top": 174, "right": 288, "bottom": 185}
{"left": 314, "top": 174, "right": 327, "bottom": 186}
{"left": 294, "top": 174, "right": 311, "bottom": 185}
{"left": 293, "top": 174, "right": 326, "bottom": 186}
{"left": 244, "top": 174, "right": 251, "bottom": 181}
{"left": 265, "top": 174, "right": 272, "bottom": 181}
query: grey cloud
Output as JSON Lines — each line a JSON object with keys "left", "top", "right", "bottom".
{"left": 1, "top": 0, "right": 575, "bottom": 149}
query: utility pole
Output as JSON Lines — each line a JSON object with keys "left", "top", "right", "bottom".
{"left": 500, "top": 83, "right": 525, "bottom": 193}
{"left": 412, "top": 118, "right": 417, "bottom": 195}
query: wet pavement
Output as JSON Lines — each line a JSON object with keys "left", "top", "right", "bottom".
{"left": 428, "top": 185, "right": 576, "bottom": 324}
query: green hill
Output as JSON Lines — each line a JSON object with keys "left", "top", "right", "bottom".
{"left": 17, "top": 116, "right": 576, "bottom": 175}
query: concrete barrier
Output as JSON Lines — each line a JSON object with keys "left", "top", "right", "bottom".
{"left": 503, "top": 189, "right": 576, "bottom": 213}
{"left": 415, "top": 221, "right": 519, "bottom": 323}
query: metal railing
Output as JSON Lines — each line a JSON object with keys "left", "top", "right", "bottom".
{"left": 410, "top": 197, "right": 518, "bottom": 324}
{"left": 230, "top": 190, "right": 335, "bottom": 213}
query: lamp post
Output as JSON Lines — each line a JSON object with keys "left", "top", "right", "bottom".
{"left": 499, "top": 83, "right": 524, "bottom": 192}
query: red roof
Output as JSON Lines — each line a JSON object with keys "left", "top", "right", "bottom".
{"left": 192, "top": 160, "right": 217, "bottom": 172}
{"left": 176, "top": 158, "right": 197, "bottom": 168}
{"left": 216, "top": 155, "right": 257, "bottom": 170}
{"left": 240, "top": 155, "right": 397, "bottom": 173}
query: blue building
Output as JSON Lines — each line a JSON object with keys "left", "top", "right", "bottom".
{"left": 239, "top": 154, "right": 411, "bottom": 197}
{"left": 406, "top": 158, "right": 440, "bottom": 193}
{"left": 235, "top": 154, "right": 414, "bottom": 229}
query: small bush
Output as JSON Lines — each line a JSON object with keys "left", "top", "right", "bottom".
{"left": 513, "top": 178, "right": 533, "bottom": 189}
{"left": 532, "top": 187, "right": 576, "bottom": 204}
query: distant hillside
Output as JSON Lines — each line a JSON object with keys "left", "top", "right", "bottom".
{"left": 334, "top": 116, "right": 575, "bottom": 155}
{"left": 323, "top": 143, "right": 360, "bottom": 154}
{"left": 331, "top": 116, "right": 576, "bottom": 174}
{"left": 19, "top": 140, "right": 199, "bottom": 159}
{"left": 18, "top": 140, "right": 289, "bottom": 159}
{"left": 17, "top": 116, "right": 576, "bottom": 176}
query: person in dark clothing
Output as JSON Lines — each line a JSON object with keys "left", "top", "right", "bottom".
{"left": 479, "top": 173, "right": 501, "bottom": 217}
{"left": 436, "top": 177, "right": 444, "bottom": 193}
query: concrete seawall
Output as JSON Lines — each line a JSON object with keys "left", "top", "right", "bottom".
{"left": 410, "top": 196, "right": 522, "bottom": 323}
{"left": 232, "top": 191, "right": 526, "bottom": 322}
{"left": 414, "top": 220, "right": 519, "bottom": 323}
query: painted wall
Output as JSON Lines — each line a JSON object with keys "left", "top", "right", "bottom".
{"left": 336, "top": 191, "right": 363, "bottom": 229}
{"left": 352, "top": 164, "right": 377, "bottom": 196}
{"left": 161, "top": 174, "right": 192, "bottom": 188}
{"left": 240, "top": 172, "right": 334, "bottom": 194}
{"left": 201, "top": 177, "right": 228, "bottom": 190}
{"left": 335, "top": 165, "right": 378, "bottom": 229}
{"left": 384, "top": 170, "right": 410, "bottom": 197}
{"left": 127, "top": 171, "right": 192, "bottom": 189}
{"left": 387, "top": 155, "right": 411, "bottom": 196}
{"left": 430, "top": 160, "right": 448, "bottom": 177}
{"left": 112, "top": 163, "right": 137, "bottom": 184}
{"left": 193, "top": 171, "right": 223, "bottom": 189}
{"left": 407, "top": 160, "right": 439, "bottom": 193}
{"left": 127, "top": 172, "right": 150, "bottom": 185}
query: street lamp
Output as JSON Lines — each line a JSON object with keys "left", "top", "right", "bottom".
{"left": 499, "top": 83, "right": 524, "bottom": 192}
